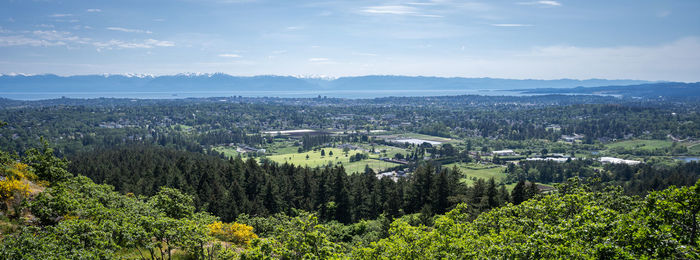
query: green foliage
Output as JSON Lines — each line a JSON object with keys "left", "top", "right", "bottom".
{"left": 353, "top": 178, "right": 699, "bottom": 259}
{"left": 241, "top": 213, "right": 342, "bottom": 259}
{"left": 0, "top": 147, "right": 217, "bottom": 260}
{"left": 149, "top": 187, "right": 196, "bottom": 219}
{"left": 24, "top": 139, "right": 71, "bottom": 183}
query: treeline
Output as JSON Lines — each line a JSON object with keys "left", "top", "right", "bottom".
{"left": 300, "top": 133, "right": 332, "bottom": 151}
{"left": 196, "top": 129, "right": 264, "bottom": 146}
{"left": 69, "top": 145, "right": 513, "bottom": 223}
{"left": 506, "top": 160, "right": 700, "bottom": 195}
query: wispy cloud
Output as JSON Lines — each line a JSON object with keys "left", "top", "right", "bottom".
{"left": 360, "top": 3, "right": 447, "bottom": 18}
{"left": 106, "top": 27, "right": 153, "bottom": 34}
{"left": 219, "top": 53, "right": 241, "bottom": 58}
{"left": 491, "top": 23, "right": 533, "bottom": 27}
{"left": 518, "top": 1, "right": 562, "bottom": 7}
{"left": 286, "top": 26, "right": 303, "bottom": 30}
{"left": 309, "top": 57, "right": 329, "bottom": 62}
{"left": 0, "top": 30, "right": 90, "bottom": 47}
{"left": 94, "top": 39, "right": 175, "bottom": 49}
{"left": 0, "top": 30, "right": 174, "bottom": 50}
{"left": 352, "top": 52, "right": 378, "bottom": 56}
{"left": 86, "top": 9, "right": 102, "bottom": 12}
{"left": 49, "top": 13, "right": 73, "bottom": 17}
{"left": 363, "top": 5, "right": 416, "bottom": 15}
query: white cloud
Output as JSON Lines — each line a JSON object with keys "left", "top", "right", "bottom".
{"left": 0, "top": 30, "right": 89, "bottom": 47}
{"left": 106, "top": 27, "right": 153, "bottom": 34}
{"left": 518, "top": 1, "right": 562, "bottom": 7}
{"left": 537, "top": 1, "right": 561, "bottom": 6}
{"left": 491, "top": 23, "right": 533, "bottom": 27}
{"left": 50, "top": 13, "right": 73, "bottom": 17}
{"left": 286, "top": 26, "right": 303, "bottom": 30}
{"left": 0, "top": 35, "right": 64, "bottom": 47}
{"left": 425, "top": 37, "right": 700, "bottom": 81}
{"left": 309, "top": 58, "right": 329, "bottom": 62}
{"left": 143, "top": 39, "right": 175, "bottom": 47}
{"left": 361, "top": 4, "right": 445, "bottom": 18}
{"left": 93, "top": 39, "right": 175, "bottom": 49}
{"left": 0, "top": 29, "right": 174, "bottom": 50}
{"left": 86, "top": 9, "right": 102, "bottom": 12}
{"left": 219, "top": 53, "right": 241, "bottom": 58}
{"left": 352, "top": 52, "right": 378, "bottom": 56}
{"left": 363, "top": 5, "right": 416, "bottom": 15}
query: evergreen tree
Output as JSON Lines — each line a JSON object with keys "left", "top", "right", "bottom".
{"left": 512, "top": 180, "right": 527, "bottom": 205}
{"left": 333, "top": 167, "right": 352, "bottom": 223}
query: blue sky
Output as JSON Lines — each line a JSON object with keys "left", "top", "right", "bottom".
{"left": 1, "top": 0, "right": 699, "bottom": 81}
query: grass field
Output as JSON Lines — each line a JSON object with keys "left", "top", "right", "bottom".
{"left": 364, "top": 145, "right": 407, "bottom": 159}
{"left": 344, "top": 159, "right": 402, "bottom": 174}
{"left": 212, "top": 146, "right": 240, "bottom": 158}
{"left": 400, "top": 133, "right": 458, "bottom": 143}
{"left": 261, "top": 147, "right": 400, "bottom": 174}
{"left": 443, "top": 162, "right": 507, "bottom": 185}
{"left": 687, "top": 143, "right": 700, "bottom": 155}
{"left": 606, "top": 139, "right": 673, "bottom": 151}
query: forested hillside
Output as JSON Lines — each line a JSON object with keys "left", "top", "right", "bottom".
{"left": 0, "top": 143, "right": 697, "bottom": 259}
{"left": 68, "top": 145, "right": 512, "bottom": 223}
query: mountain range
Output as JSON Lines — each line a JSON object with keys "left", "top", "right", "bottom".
{"left": 0, "top": 73, "right": 651, "bottom": 93}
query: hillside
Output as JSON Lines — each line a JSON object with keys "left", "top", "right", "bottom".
{"left": 519, "top": 82, "right": 700, "bottom": 98}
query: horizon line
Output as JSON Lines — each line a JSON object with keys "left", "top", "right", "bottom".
{"left": 0, "top": 72, "right": 677, "bottom": 83}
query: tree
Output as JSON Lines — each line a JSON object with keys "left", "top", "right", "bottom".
{"left": 149, "top": 187, "right": 195, "bottom": 219}
{"left": 511, "top": 180, "right": 527, "bottom": 205}
{"left": 321, "top": 149, "right": 326, "bottom": 157}
{"left": 333, "top": 167, "right": 351, "bottom": 223}
{"left": 24, "top": 139, "right": 71, "bottom": 183}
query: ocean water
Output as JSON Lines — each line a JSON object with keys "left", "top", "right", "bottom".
{"left": 0, "top": 89, "right": 527, "bottom": 100}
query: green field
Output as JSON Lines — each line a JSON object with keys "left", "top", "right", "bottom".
{"left": 606, "top": 139, "right": 673, "bottom": 151}
{"left": 263, "top": 141, "right": 299, "bottom": 155}
{"left": 262, "top": 147, "right": 400, "bottom": 174}
{"left": 212, "top": 146, "right": 240, "bottom": 158}
{"left": 687, "top": 143, "right": 700, "bottom": 155}
{"left": 343, "top": 159, "right": 402, "bottom": 174}
{"left": 364, "top": 145, "right": 407, "bottom": 159}
{"left": 443, "top": 162, "right": 507, "bottom": 185}
{"left": 400, "top": 133, "right": 458, "bottom": 143}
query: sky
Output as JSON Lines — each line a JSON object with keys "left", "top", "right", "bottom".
{"left": 0, "top": 0, "right": 699, "bottom": 81}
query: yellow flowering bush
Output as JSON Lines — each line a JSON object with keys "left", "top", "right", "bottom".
{"left": 208, "top": 221, "right": 258, "bottom": 245}
{"left": 5, "top": 162, "right": 36, "bottom": 180}
{"left": 0, "top": 162, "right": 31, "bottom": 202}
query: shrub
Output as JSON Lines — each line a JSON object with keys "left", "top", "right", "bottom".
{"left": 208, "top": 221, "right": 258, "bottom": 245}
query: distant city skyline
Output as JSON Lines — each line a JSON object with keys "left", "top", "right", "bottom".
{"left": 1, "top": 0, "right": 699, "bottom": 82}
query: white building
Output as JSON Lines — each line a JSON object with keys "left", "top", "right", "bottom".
{"left": 493, "top": 149, "right": 516, "bottom": 156}
{"left": 599, "top": 157, "right": 641, "bottom": 165}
